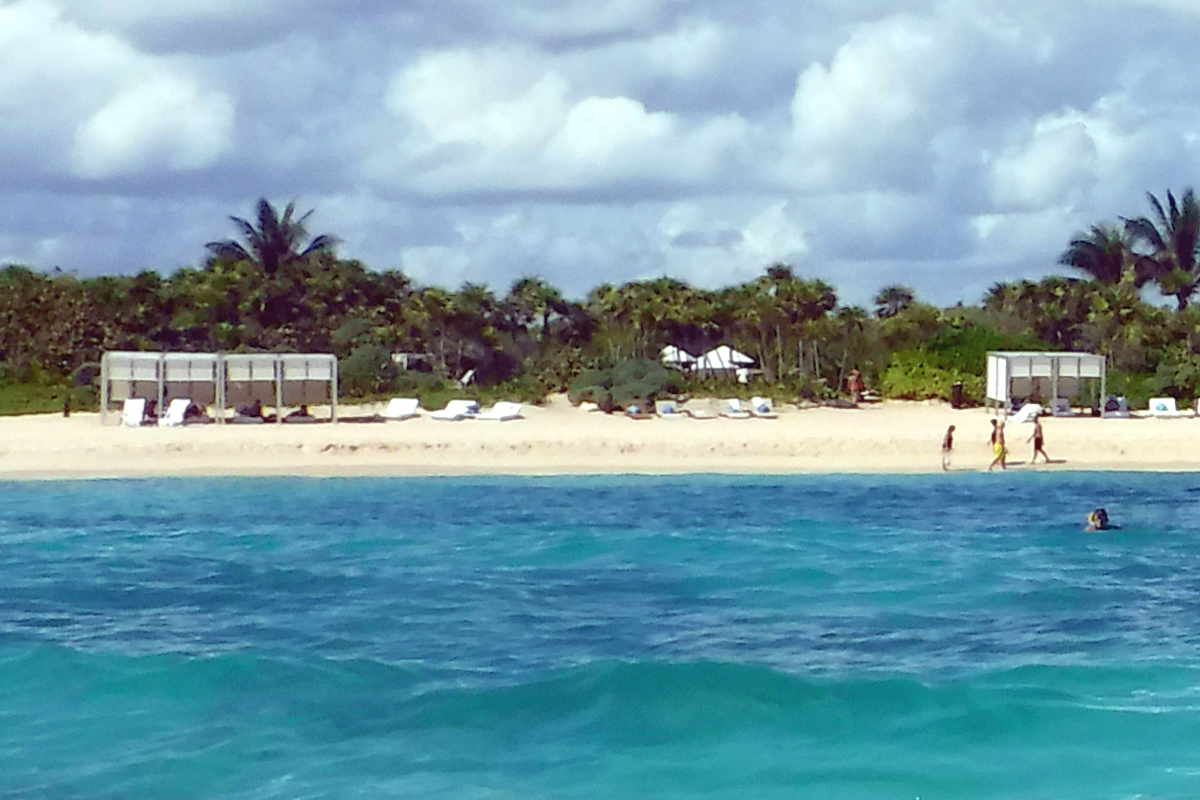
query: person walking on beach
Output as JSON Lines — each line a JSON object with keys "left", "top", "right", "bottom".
{"left": 941, "top": 425, "right": 955, "bottom": 471}
{"left": 988, "top": 420, "right": 1007, "bottom": 471}
{"left": 1027, "top": 417, "right": 1050, "bottom": 464}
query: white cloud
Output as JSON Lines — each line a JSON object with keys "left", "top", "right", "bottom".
{"left": 376, "top": 46, "right": 749, "bottom": 196}
{"left": 71, "top": 75, "right": 234, "bottom": 178}
{"left": 0, "top": 0, "right": 233, "bottom": 181}
{"left": 988, "top": 116, "right": 1099, "bottom": 211}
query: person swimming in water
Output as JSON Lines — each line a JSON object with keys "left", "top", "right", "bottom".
{"left": 1085, "top": 507, "right": 1116, "bottom": 531}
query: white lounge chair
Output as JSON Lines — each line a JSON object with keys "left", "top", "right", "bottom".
{"left": 721, "top": 399, "right": 751, "bottom": 419}
{"left": 430, "top": 399, "right": 479, "bottom": 420}
{"left": 157, "top": 398, "right": 190, "bottom": 427}
{"left": 477, "top": 401, "right": 522, "bottom": 421}
{"left": 1010, "top": 402, "right": 1043, "bottom": 423}
{"left": 654, "top": 400, "right": 688, "bottom": 419}
{"left": 749, "top": 396, "right": 778, "bottom": 419}
{"left": 1147, "top": 397, "right": 1185, "bottom": 417}
{"left": 121, "top": 398, "right": 147, "bottom": 427}
{"left": 1102, "top": 396, "right": 1130, "bottom": 418}
{"left": 1050, "top": 398, "right": 1075, "bottom": 417}
{"left": 382, "top": 397, "right": 420, "bottom": 421}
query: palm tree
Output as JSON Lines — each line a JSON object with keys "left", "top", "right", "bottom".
{"left": 508, "top": 276, "right": 565, "bottom": 345}
{"left": 1058, "top": 224, "right": 1152, "bottom": 286}
{"left": 1123, "top": 189, "right": 1200, "bottom": 309}
{"left": 873, "top": 285, "right": 915, "bottom": 318}
{"left": 205, "top": 198, "right": 339, "bottom": 276}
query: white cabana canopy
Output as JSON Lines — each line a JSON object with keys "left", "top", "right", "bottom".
{"left": 100, "top": 351, "right": 338, "bottom": 424}
{"left": 985, "top": 351, "right": 1105, "bottom": 412}
{"left": 660, "top": 345, "right": 698, "bottom": 368}
{"left": 696, "top": 345, "right": 755, "bottom": 373}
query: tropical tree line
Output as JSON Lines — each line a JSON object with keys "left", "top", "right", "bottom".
{"left": 4, "top": 193, "right": 1200, "bottom": 412}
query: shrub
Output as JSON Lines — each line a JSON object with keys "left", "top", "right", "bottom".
{"left": 880, "top": 351, "right": 984, "bottom": 403}
{"left": 566, "top": 358, "right": 678, "bottom": 409}
{"left": 339, "top": 343, "right": 397, "bottom": 398}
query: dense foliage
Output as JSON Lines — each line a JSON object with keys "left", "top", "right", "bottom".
{"left": 6, "top": 191, "right": 1200, "bottom": 414}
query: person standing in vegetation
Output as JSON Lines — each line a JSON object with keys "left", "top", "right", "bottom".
{"left": 941, "top": 425, "right": 955, "bottom": 471}
{"left": 1027, "top": 418, "right": 1050, "bottom": 464}
{"left": 988, "top": 420, "right": 1007, "bottom": 471}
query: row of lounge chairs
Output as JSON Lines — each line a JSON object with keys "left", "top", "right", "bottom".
{"left": 1010, "top": 395, "right": 1195, "bottom": 420}
{"left": 119, "top": 397, "right": 525, "bottom": 426}
{"left": 649, "top": 397, "right": 778, "bottom": 420}
{"left": 381, "top": 398, "right": 523, "bottom": 421}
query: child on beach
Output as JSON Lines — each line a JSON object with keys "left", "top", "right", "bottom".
{"left": 941, "top": 425, "right": 955, "bottom": 471}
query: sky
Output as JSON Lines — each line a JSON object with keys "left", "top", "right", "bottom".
{"left": 4, "top": 0, "right": 1200, "bottom": 307}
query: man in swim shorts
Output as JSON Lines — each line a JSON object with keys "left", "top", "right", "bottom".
{"left": 1027, "top": 417, "right": 1050, "bottom": 464}
{"left": 987, "top": 420, "right": 1007, "bottom": 471}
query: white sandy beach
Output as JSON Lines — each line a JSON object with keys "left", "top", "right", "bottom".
{"left": 1, "top": 396, "right": 1198, "bottom": 478}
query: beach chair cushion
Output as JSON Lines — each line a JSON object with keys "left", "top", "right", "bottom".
{"left": 157, "top": 398, "right": 191, "bottom": 427}
{"left": 1102, "top": 396, "right": 1130, "bottom": 418}
{"left": 478, "top": 401, "right": 522, "bottom": 421}
{"left": 750, "top": 396, "right": 777, "bottom": 418}
{"left": 382, "top": 397, "right": 420, "bottom": 420}
{"left": 1148, "top": 397, "right": 1181, "bottom": 416}
{"left": 655, "top": 400, "right": 687, "bottom": 418}
{"left": 431, "top": 399, "right": 479, "bottom": 420}
{"left": 721, "top": 398, "right": 751, "bottom": 419}
{"left": 121, "top": 398, "right": 147, "bottom": 427}
{"left": 1010, "top": 403, "right": 1042, "bottom": 423}
{"left": 1050, "top": 398, "right": 1075, "bottom": 417}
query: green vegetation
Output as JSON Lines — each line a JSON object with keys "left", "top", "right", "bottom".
{"left": 5, "top": 190, "right": 1200, "bottom": 415}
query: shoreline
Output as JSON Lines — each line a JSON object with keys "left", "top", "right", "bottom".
{"left": 3, "top": 397, "right": 1199, "bottom": 480}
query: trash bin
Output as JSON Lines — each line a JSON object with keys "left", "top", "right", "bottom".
{"left": 951, "top": 381, "right": 964, "bottom": 409}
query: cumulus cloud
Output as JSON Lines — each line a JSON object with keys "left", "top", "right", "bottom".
{"left": 374, "top": 46, "right": 750, "bottom": 197}
{"left": 6, "top": 0, "right": 1200, "bottom": 307}
{"left": 0, "top": 0, "right": 234, "bottom": 183}
{"left": 72, "top": 75, "right": 234, "bottom": 178}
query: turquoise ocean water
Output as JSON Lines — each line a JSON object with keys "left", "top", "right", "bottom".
{"left": 3, "top": 473, "right": 1200, "bottom": 799}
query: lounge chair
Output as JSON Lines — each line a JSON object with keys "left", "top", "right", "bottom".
{"left": 1050, "top": 397, "right": 1076, "bottom": 417}
{"left": 749, "top": 396, "right": 778, "bottom": 419}
{"left": 430, "top": 399, "right": 479, "bottom": 420}
{"left": 654, "top": 399, "right": 688, "bottom": 419}
{"left": 157, "top": 398, "right": 191, "bottom": 427}
{"left": 1010, "top": 402, "right": 1043, "bottom": 423}
{"left": 720, "top": 398, "right": 751, "bottom": 419}
{"left": 1102, "top": 395, "right": 1130, "bottom": 418}
{"left": 382, "top": 397, "right": 420, "bottom": 421}
{"left": 1147, "top": 397, "right": 1186, "bottom": 417}
{"left": 477, "top": 401, "right": 522, "bottom": 421}
{"left": 120, "top": 398, "right": 147, "bottom": 427}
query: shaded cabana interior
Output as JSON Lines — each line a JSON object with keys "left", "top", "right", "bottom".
{"left": 985, "top": 351, "right": 1105, "bottom": 413}
{"left": 100, "top": 352, "right": 338, "bottom": 423}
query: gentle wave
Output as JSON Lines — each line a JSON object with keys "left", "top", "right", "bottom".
{"left": 6, "top": 646, "right": 1200, "bottom": 798}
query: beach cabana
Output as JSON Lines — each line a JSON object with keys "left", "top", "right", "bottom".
{"left": 660, "top": 345, "right": 698, "bottom": 370}
{"left": 985, "top": 351, "right": 1105, "bottom": 415}
{"left": 695, "top": 345, "right": 756, "bottom": 379}
{"left": 223, "top": 353, "right": 338, "bottom": 423}
{"left": 101, "top": 351, "right": 220, "bottom": 425}
{"left": 100, "top": 352, "right": 338, "bottom": 424}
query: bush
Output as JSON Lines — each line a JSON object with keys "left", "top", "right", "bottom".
{"left": 567, "top": 358, "right": 678, "bottom": 409}
{"left": 880, "top": 351, "right": 984, "bottom": 403}
{"left": 340, "top": 343, "right": 398, "bottom": 398}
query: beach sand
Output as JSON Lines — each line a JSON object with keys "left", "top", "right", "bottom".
{"left": 1, "top": 396, "right": 1197, "bottom": 479}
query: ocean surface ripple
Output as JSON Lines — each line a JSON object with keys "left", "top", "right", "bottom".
{"left": 3, "top": 473, "right": 1200, "bottom": 799}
